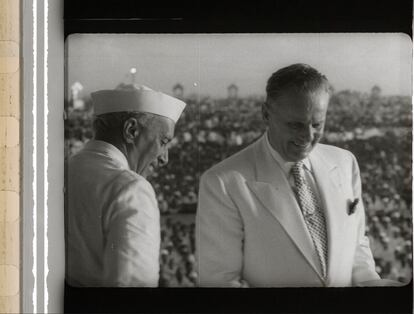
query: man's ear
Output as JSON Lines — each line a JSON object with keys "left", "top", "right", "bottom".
{"left": 262, "top": 102, "right": 270, "bottom": 122}
{"left": 123, "top": 117, "right": 140, "bottom": 144}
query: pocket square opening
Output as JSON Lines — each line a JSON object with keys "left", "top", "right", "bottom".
{"left": 347, "top": 198, "right": 359, "bottom": 215}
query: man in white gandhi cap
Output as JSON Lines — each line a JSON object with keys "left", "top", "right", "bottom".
{"left": 66, "top": 84, "right": 186, "bottom": 287}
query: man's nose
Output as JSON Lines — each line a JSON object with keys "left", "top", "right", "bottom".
{"left": 158, "top": 149, "right": 169, "bottom": 167}
{"left": 300, "top": 125, "right": 315, "bottom": 143}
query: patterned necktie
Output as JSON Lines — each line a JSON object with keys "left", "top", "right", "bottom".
{"left": 291, "top": 161, "right": 328, "bottom": 278}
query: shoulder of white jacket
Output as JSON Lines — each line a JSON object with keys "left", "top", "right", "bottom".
{"left": 202, "top": 138, "right": 258, "bottom": 178}
{"left": 314, "top": 143, "right": 355, "bottom": 164}
{"left": 112, "top": 169, "right": 155, "bottom": 194}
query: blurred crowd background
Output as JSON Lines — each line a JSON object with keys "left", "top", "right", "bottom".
{"left": 65, "top": 82, "right": 412, "bottom": 287}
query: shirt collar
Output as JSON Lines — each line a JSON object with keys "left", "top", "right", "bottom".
{"left": 83, "top": 139, "right": 131, "bottom": 170}
{"left": 264, "top": 131, "right": 311, "bottom": 177}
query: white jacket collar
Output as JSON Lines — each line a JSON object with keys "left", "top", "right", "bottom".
{"left": 83, "top": 140, "right": 130, "bottom": 170}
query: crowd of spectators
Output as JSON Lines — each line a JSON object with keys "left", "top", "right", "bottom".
{"left": 65, "top": 90, "right": 412, "bottom": 286}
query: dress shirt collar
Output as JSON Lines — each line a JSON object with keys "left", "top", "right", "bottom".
{"left": 83, "top": 139, "right": 131, "bottom": 170}
{"left": 264, "top": 131, "right": 312, "bottom": 177}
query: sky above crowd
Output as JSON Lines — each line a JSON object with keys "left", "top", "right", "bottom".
{"left": 67, "top": 33, "right": 412, "bottom": 98}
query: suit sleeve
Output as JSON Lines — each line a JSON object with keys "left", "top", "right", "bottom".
{"left": 350, "top": 154, "right": 381, "bottom": 285}
{"left": 196, "top": 171, "right": 247, "bottom": 287}
{"left": 102, "top": 178, "right": 160, "bottom": 287}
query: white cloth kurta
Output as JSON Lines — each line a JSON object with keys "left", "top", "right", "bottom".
{"left": 196, "top": 133, "right": 380, "bottom": 287}
{"left": 66, "top": 140, "right": 160, "bottom": 287}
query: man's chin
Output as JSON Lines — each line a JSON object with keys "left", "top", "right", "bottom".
{"left": 137, "top": 170, "right": 148, "bottom": 178}
{"left": 286, "top": 148, "right": 312, "bottom": 162}
{"left": 290, "top": 141, "right": 319, "bottom": 160}
{"left": 137, "top": 166, "right": 153, "bottom": 178}
{"left": 288, "top": 155, "right": 308, "bottom": 162}
{"left": 145, "top": 165, "right": 157, "bottom": 178}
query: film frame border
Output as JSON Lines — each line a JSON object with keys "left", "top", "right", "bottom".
{"left": 0, "top": 0, "right": 20, "bottom": 312}
{"left": 3, "top": 0, "right": 411, "bottom": 313}
{"left": 62, "top": 0, "right": 413, "bottom": 313}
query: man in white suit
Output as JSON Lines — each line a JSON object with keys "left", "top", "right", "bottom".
{"left": 196, "top": 64, "right": 382, "bottom": 287}
{"left": 66, "top": 85, "right": 186, "bottom": 287}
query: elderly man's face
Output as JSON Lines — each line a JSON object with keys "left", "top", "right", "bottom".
{"left": 264, "top": 89, "right": 329, "bottom": 162}
{"left": 132, "top": 116, "right": 175, "bottom": 177}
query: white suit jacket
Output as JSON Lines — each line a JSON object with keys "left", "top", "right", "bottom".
{"left": 196, "top": 134, "right": 380, "bottom": 287}
{"left": 66, "top": 140, "right": 160, "bottom": 287}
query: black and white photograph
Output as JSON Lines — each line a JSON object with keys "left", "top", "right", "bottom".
{"left": 64, "top": 33, "right": 412, "bottom": 289}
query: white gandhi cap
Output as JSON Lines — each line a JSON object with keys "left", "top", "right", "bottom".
{"left": 91, "top": 85, "right": 187, "bottom": 123}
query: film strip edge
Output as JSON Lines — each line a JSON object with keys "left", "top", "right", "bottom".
{"left": 0, "top": 0, "right": 20, "bottom": 313}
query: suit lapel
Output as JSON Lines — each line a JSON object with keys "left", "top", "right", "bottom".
{"left": 309, "top": 148, "right": 349, "bottom": 285}
{"left": 246, "top": 136, "right": 325, "bottom": 283}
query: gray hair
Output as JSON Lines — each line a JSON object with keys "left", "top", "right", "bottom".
{"left": 266, "top": 63, "right": 332, "bottom": 105}
{"left": 92, "top": 111, "right": 160, "bottom": 139}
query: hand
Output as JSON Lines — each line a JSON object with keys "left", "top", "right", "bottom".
{"left": 229, "top": 279, "right": 250, "bottom": 288}
{"left": 240, "top": 280, "right": 250, "bottom": 288}
{"left": 357, "top": 279, "right": 405, "bottom": 287}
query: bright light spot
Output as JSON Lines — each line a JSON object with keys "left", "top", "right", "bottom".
{"left": 130, "top": 67, "right": 137, "bottom": 74}
{"left": 193, "top": 82, "right": 198, "bottom": 87}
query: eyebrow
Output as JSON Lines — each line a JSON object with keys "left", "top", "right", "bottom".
{"left": 287, "top": 120, "right": 324, "bottom": 126}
